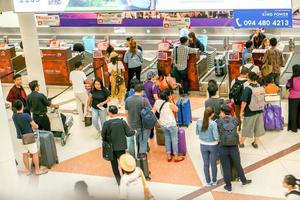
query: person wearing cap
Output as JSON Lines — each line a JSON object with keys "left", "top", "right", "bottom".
{"left": 216, "top": 104, "right": 252, "bottom": 192}
{"left": 6, "top": 74, "right": 29, "bottom": 113}
{"left": 119, "top": 153, "right": 154, "bottom": 200}
{"left": 70, "top": 61, "right": 92, "bottom": 122}
{"left": 101, "top": 105, "right": 136, "bottom": 185}
{"left": 172, "top": 36, "right": 198, "bottom": 96}
{"left": 108, "top": 51, "right": 126, "bottom": 108}
{"left": 27, "top": 80, "right": 59, "bottom": 131}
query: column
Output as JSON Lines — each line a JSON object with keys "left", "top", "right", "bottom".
{"left": 18, "top": 13, "right": 47, "bottom": 94}
{"left": 0, "top": 81, "right": 18, "bottom": 198}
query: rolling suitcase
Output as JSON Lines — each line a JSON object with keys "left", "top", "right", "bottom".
{"left": 155, "top": 125, "right": 165, "bottom": 146}
{"left": 178, "top": 128, "right": 187, "bottom": 156}
{"left": 39, "top": 130, "right": 59, "bottom": 169}
{"left": 177, "top": 98, "right": 192, "bottom": 127}
{"left": 134, "top": 135, "right": 151, "bottom": 180}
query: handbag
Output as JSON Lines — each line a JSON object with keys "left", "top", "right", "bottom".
{"left": 262, "top": 64, "right": 273, "bottom": 77}
{"left": 102, "top": 124, "right": 114, "bottom": 161}
{"left": 85, "top": 112, "right": 92, "bottom": 127}
{"left": 22, "top": 133, "right": 36, "bottom": 145}
{"left": 115, "top": 62, "right": 124, "bottom": 86}
{"left": 170, "top": 47, "right": 180, "bottom": 81}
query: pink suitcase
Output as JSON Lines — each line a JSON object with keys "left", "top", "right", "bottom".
{"left": 178, "top": 128, "right": 187, "bottom": 156}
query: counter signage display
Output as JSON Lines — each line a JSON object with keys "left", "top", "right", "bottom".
{"left": 233, "top": 9, "right": 293, "bottom": 28}
{"left": 163, "top": 17, "right": 190, "bottom": 29}
{"left": 97, "top": 13, "right": 123, "bottom": 24}
{"left": 13, "top": 0, "right": 154, "bottom": 12}
{"left": 36, "top": 15, "right": 60, "bottom": 26}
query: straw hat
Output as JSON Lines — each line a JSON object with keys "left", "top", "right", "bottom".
{"left": 109, "top": 51, "right": 119, "bottom": 62}
{"left": 119, "top": 153, "right": 136, "bottom": 172}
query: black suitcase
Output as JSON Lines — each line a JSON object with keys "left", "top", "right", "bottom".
{"left": 134, "top": 135, "right": 151, "bottom": 180}
{"left": 39, "top": 130, "right": 59, "bottom": 169}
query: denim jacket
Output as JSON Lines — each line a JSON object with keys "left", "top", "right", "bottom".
{"left": 196, "top": 120, "right": 219, "bottom": 142}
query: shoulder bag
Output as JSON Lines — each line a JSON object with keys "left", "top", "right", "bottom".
{"left": 115, "top": 62, "right": 124, "bottom": 86}
{"left": 262, "top": 50, "right": 273, "bottom": 77}
{"left": 171, "top": 47, "right": 180, "bottom": 81}
{"left": 14, "top": 114, "right": 36, "bottom": 145}
{"left": 102, "top": 123, "right": 114, "bottom": 161}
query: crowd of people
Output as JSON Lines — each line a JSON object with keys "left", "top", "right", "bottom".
{"left": 5, "top": 32, "right": 300, "bottom": 199}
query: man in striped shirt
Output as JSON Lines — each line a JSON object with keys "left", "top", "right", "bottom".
{"left": 172, "top": 36, "right": 198, "bottom": 96}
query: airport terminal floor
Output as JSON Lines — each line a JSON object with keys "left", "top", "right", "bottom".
{"left": 1, "top": 85, "right": 299, "bottom": 200}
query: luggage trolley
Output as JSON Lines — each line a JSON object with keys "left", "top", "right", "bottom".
{"left": 47, "top": 108, "right": 73, "bottom": 146}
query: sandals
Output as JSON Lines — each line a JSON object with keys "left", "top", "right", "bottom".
{"left": 35, "top": 169, "right": 48, "bottom": 176}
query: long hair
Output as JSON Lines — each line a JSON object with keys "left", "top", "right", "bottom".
{"left": 201, "top": 106, "right": 214, "bottom": 132}
{"left": 188, "top": 32, "right": 197, "bottom": 47}
{"left": 289, "top": 64, "right": 300, "bottom": 88}
{"left": 129, "top": 39, "right": 137, "bottom": 54}
{"left": 92, "top": 78, "right": 104, "bottom": 91}
{"left": 158, "top": 68, "right": 167, "bottom": 81}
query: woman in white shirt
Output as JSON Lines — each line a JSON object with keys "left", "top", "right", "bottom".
{"left": 153, "top": 89, "right": 184, "bottom": 162}
{"left": 283, "top": 175, "right": 300, "bottom": 200}
{"left": 119, "top": 154, "right": 154, "bottom": 200}
{"left": 108, "top": 51, "right": 126, "bottom": 108}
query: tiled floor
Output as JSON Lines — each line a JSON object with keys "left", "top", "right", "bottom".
{"left": 2, "top": 84, "right": 300, "bottom": 200}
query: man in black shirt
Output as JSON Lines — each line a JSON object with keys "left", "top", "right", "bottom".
{"left": 27, "top": 80, "right": 59, "bottom": 131}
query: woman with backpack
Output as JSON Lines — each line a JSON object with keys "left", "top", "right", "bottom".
{"left": 157, "top": 69, "right": 179, "bottom": 92}
{"left": 195, "top": 106, "right": 219, "bottom": 187}
{"left": 152, "top": 89, "right": 184, "bottom": 162}
{"left": 283, "top": 175, "right": 300, "bottom": 199}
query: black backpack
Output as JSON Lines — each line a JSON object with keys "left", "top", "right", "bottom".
{"left": 229, "top": 79, "right": 247, "bottom": 105}
{"left": 219, "top": 117, "right": 239, "bottom": 146}
{"left": 287, "top": 190, "right": 300, "bottom": 197}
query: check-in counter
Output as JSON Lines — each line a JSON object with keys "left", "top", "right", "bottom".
{"left": 41, "top": 47, "right": 81, "bottom": 85}
{"left": 93, "top": 48, "right": 127, "bottom": 87}
{"left": 0, "top": 46, "right": 26, "bottom": 83}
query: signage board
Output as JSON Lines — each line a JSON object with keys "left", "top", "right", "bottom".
{"left": 36, "top": 15, "right": 60, "bottom": 26}
{"left": 233, "top": 9, "right": 292, "bottom": 28}
{"left": 97, "top": 13, "right": 123, "bottom": 24}
{"left": 163, "top": 17, "right": 190, "bottom": 29}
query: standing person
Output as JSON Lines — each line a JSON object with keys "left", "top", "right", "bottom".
{"left": 282, "top": 175, "right": 300, "bottom": 199}
{"left": 286, "top": 64, "right": 300, "bottom": 133}
{"left": 126, "top": 36, "right": 143, "bottom": 52}
{"left": 12, "top": 100, "right": 47, "bottom": 176}
{"left": 262, "top": 37, "right": 285, "bottom": 86}
{"left": 125, "top": 83, "right": 151, "bottom": 157}
{"left": 229, "top": 68, "right": 249, "bottom": 131}
{"left": 69, "top": 61, "right": 91, "bottom": 122}
{"left": 101, "top": 105, "right": 136, "bottom": 185}
{"left": 172, "top": 36, "right": 198, "bottom": 96}
{"left": 86, "top": 79, "right": 110, "bottom": 138}
{"left": 260, "top": 37, "right": 270, "bottom": 49}
{"left": 108, "top": 51, "right": 126, "bottom": 108}
{"left": 250, "top": 29, "right": 266, "bottom": 49}
{"left": 239, "top": 72, "right": 266, "bottom": 148}
{"left": 205, "top": 80, "right": 225, "bottom": 120}
{"left": 119, "top": 154, "right": 154, "bottom": 200}
{"left": 217, "top": 105, "right": 252, "bottom": 192}
{"left": 124, "top": 39, "right": 143, "bottom": 91}
{"left": 264, "top": 74, "right": 279, "bottom": 94}
{"left": 153, "top": 89, "right": 184, "bottom": 162}
{"left": 6, "top": 74, "right": 28, "bottom": 113}
{"left": 157, "top": 69, "right": 179, "bottom": 91}
{"left": 242, "top": 40, "right": 253, "bottom": 65}
{"left": 242, "top": 53, "right": 261, "bottom": 75}
{"left": 188, "top": 32, "right": 205, "bottom": 52}
{"left": 196, "top": 106, "right": 219, "bottom": 187}
{"left": 27, "top": 80, "right": 59, "bottom": 131}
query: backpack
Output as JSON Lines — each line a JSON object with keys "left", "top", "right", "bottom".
{"left": 229, "top": 79, "right": 247, "bottom": 105}
{"left": 286, "top": 190, "right": 300, "bottom": 197}
{"left": 125, "top": 89, "right": 135, "bottom": 101}
{"left": 247, "top": 85, "right": 266, "bottom": 112}
{"left": 219, "top": 117, "right": 239, "bottom": 146}
{"left": 140, "top": 98, "right": 157, "bottom": 129}
{"left": 241, "top": 64, "right": 255, "bottom": 73}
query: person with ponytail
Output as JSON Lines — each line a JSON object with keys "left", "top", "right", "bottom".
{"left": 195, "top": 106, "right": 219, "bottom": 187}
{"left": 283, "top": 175, "right": 300, "bottom": 199}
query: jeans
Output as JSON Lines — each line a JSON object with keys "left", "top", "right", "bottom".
{"left": 91, "top": 107, "right": 107, "bottom": 133}
{"left": 127, "top": 128, "right": 150, "bottom": 156}
{"left": 177, "top": 68, "right": 188, "bottom": 94}
{"left": 127, "top": 66, "right": 141, "bottom": 91}
{"left": 74, "top": 92, "right": 87, "bottom": 121}
{"left": 162, "top": 125, "right": 178, "bottom": 154}
{"left": 218, "top": 145, "right": 247, "bottom": 187}
{"left": 200, "top": 144, "right": 218, "bottom": 184}
{"left": 111, "top": 150, "right": 126, "bottom": 185}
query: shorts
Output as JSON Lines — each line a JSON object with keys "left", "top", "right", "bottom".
{"left": 242, "top": 113, "right": 265, "bottom": 138}
{"left": 19, "top": 140, "right": 38, "bottom": 154}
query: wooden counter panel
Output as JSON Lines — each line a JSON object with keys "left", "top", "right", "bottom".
{"left": 43, "top": 60, "right": 70, "bottom": 85}
{"left": 0, "top": 47, "right": 16, "bottom": 61}
{"left": 187, "top": 54, "right": 199, "bottom": 91}
{"left": 0, "top": 59, "right": 13, "bottom": 83}
{"left": 42, "top": 48, "right": 72, "bottom": 61}
{"left": 157, "top": 51, "right": 172, "bottom": 75}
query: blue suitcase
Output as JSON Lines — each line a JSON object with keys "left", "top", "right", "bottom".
{"left": 176, "top": 98, "right": 192, "bottom": 127}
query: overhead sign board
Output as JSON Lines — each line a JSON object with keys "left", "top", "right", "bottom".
{"left": 13, "top": 0, "right": 154, "bottom": 12}
{"left": 233, "top": 9, "right": 292, "bottom": 28}
{"left": 156, "top": 0, "right": 292, "bottom": 11}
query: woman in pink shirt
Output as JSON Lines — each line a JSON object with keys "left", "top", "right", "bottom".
{"left": 286, "top": 64, "right": 300, "bottom": 133}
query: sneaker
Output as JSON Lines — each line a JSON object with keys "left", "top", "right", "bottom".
{"left": 204, "top": 183, "right": 212, "bottom": 187}
{"left": 239, "top": 143, "right": 245, "bottom": 148}
{"left": 251, "top": 142, "right": 258, "bottom": 149}
{"left": 224, "top": 185, "right": 232, "bottom": 192}
{"left": 211, "top": 181, "right": 218, "bottom": 186}
{"left": 242, "top": 179, "right": 252, "bottom": 185}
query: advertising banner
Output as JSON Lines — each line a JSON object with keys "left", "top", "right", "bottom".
{"left": 36, "top": 15, "right": 60, "bottom": 27}
{"left": 163, "top": 17, "right": 190, "bottom": 29}
{"left": 97, "top": 13, "right": 123, "bottom": 24}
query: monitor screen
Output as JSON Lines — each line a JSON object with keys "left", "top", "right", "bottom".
{"left": 156, "top": 0, "right": 292, "bottom": 11}
{"left": 13, "top": 0, "right": 155, "bottom": 12}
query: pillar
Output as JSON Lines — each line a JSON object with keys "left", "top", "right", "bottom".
{"left": 0, "top": 81, "right": 18, "bottom": 198}
{"left": 18, "top": 13, "right": 47, "bottom": 94}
